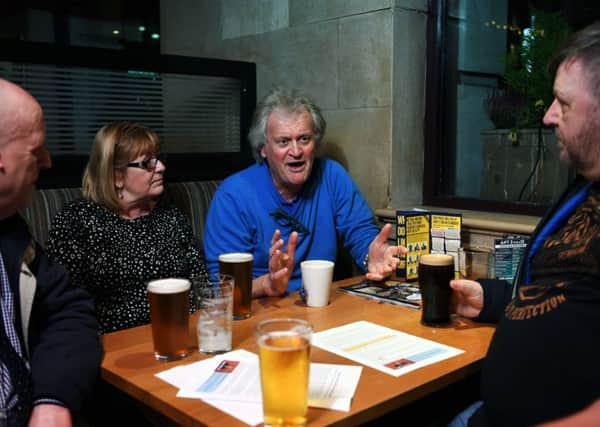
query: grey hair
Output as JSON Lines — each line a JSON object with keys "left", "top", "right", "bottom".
{"left": 247, "top": 87, "right": 326, "bottom": 162}
{"left": 549, "top": 21, "right": 600, "bottom": 103}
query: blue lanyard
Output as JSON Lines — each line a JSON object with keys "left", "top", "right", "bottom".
{"left": 524, "top": 182, "right": 592, "bottom": 283}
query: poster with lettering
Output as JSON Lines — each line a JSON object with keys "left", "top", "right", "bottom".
{"left": 494, "top": 236, "right": 528, "bottom": 281}
{"left": 396, "top": 211, "right": 462, "bottom": 281}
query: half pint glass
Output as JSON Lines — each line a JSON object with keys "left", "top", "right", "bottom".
{"left": 257, "top": 318, "right": 312, "bottom": 427}
{"left": 147, "top": 278, "right": 190, "bottom": 361}
{"left": 219, "top": 253, "right": 253, "bottom": 319}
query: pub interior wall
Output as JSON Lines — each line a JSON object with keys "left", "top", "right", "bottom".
{"left": 160, "top": 0, "right": 429, "bottom": 210}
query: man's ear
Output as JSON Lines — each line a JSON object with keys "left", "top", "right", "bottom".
{"left": 0, "top": 151, "right": 4, "bottom": 170}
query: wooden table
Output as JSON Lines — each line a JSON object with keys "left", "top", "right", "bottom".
{"left": 101, "top": 277, "right": 494, "bottom": 426}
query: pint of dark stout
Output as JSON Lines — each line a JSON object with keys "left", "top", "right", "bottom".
{"left": 418, "top": 254, "right": 454, "bottom": 326}
{"left": 219, "top": 253, "right": 254, "bottom": 319}
{"left": 147, "top": 278, "right": 190, "bottom": 361}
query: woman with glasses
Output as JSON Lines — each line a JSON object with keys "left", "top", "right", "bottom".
{"left": 46, "top": 121, "right": 207, "bottom": 335}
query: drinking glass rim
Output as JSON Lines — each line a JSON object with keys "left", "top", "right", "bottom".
{"left": 419, "top": 253, "right": 454, "bottom": 266}
{"left": 218, "top": 252, "right": 254, "bottom": 262}
{"left": 300, "top": 259, "right": 334, "bottom": 268}
{"left": 146, "top": 277, "right": 191, "bottom": 293}
{"left": 256, "top": 317, "right": 312, "bottom": 335}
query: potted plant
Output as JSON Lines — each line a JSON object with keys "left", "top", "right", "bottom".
{"left": 485, "top": 8, "right": 570, "bottom": 131}
{"left": 480, "top": 9, "right": 571, "bottom": 203}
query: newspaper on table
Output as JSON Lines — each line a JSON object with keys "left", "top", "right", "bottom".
{"left": 337, "top": 278, "right": 421, "bottom": 309}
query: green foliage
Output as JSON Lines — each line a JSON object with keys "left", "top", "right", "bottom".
{"left": 502, "top": 8, "right": 570, "bottom": 128}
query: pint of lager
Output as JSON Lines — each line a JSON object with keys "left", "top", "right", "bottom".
{"left": 219, "top": 253, "right": 253, "bottom": 319}
{"left": 147, "top": 278, "right": 191, "bottom": 361}
{"left": 257, "top": 318, "right": 312, "bottom": 427}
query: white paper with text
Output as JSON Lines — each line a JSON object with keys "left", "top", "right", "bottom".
{"left": 312, "top": 321, "right": 463, "bottom": 377}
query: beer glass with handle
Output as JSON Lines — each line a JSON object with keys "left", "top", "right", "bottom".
{"left": 257, "top": 318, "right": 312, "bottom": 427}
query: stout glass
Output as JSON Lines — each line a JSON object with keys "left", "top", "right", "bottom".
{"left": 147, "top": 278, "right": 190, "bottom": 361}
{"left": 418, "top": 254, "right": 454, "bottom": 326}
{"left": 219, "top": 253, "right": 253, "bottom": 319}
{"left": 257, "top": 318, "right": 312, "bottom": 427}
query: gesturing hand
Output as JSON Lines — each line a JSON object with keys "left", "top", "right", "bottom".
{"left": 365, "top": 223, "right": 407, "bottom": 281}
{"left": 264, "top": 229, "right": 298, "bottom": 296}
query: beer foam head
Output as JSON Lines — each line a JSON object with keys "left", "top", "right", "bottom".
{"left": 219, "top": 253, "right": 254, "bottom": 263}
{"left": 147, "top": 278, "right": 190, "bottom": 294}
{"left": 419, "top": 253, "right": 454, "bottom": 266}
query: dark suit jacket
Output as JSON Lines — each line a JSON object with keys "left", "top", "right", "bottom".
{"left": 0, "top": 214, "right": 101, "bottom": 413}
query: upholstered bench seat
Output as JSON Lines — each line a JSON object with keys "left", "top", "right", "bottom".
{"left": 20, "top": 181, "right": 221, "bottom": 247}
{"left": 21, "top": 179, "right": 359, "bottom": 279}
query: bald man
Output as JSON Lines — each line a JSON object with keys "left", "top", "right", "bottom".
{"left": 0, "top": 79, "right": 101, "bottom": 427}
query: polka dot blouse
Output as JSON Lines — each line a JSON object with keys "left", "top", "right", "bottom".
{"left": 47, "top": 198, "right": 208, "bottom": 335}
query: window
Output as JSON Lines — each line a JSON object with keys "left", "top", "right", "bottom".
{"left": 424, "top": 0, "right": 600, "bottom": 215}
{"left": 1, "top": 62, "right": 243, "bottom": 156}
{"left": 0, "top": 2, "right": 255, "bottom": 188}
{"left": 1, "top": 0, "right": 161, "bottom": 50}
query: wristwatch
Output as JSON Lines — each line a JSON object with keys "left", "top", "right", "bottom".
{"left": 362, "top": 253, "right": 369, "bottom": 270}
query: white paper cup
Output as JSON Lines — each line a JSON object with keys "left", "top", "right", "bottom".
{"left": 300, "top": 260, "right": 335, "bottom": 307}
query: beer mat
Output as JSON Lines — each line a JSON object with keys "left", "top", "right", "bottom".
{"left": 337, "top": 279, "right": 421, "bottom": 309}
{"left": 312, "top": 321, "right": 464, "bottom": 377}
{"left": 155, "top": 349, "right": 363, "bottom": 425}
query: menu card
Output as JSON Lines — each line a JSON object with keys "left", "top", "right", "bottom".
{"left": 494, "top": 235, "right": 528, "bottom": 281}
{"left": 312, "top": 321, "right": 463, "bottom": 377}
{"left": 396, "top": 210, "right": 462, "bottom": 281}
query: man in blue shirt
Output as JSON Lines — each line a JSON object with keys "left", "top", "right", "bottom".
{"left": 205, "top": 88, "right": 404, "bottom": 296}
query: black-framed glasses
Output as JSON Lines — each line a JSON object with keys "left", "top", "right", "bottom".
{"left": 126, "top": 153, "right": 166, "bottom": 171}
{"left": 269, "top": 208, "right": 310, "bottom": 235}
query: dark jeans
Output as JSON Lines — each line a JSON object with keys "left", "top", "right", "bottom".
{"left": 448, "top": 401, "right": 483, "bottom": 427}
